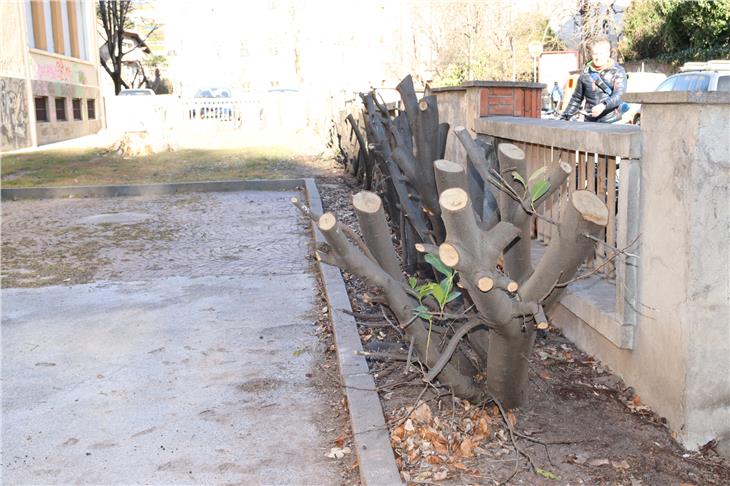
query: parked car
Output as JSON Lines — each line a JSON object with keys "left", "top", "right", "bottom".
{"left": 655, "top": 64, "right": 730, "bottom": 93}
{"left": 625, "top": 61, "right": 729, "bottom": 126}
{"left": 620, "top": 72, "right": 666, "bottom": 125}
{"left": 119, "top": 88, "right": 155, "bottom": 96}
{"left": 191, "top": 87, "right": 237, "bottom": 121}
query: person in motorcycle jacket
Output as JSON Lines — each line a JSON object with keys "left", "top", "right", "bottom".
{"left": 562, "top": 37, "right": 627, "bottom": 123}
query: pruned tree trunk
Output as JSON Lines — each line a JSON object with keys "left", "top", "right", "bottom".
{"left": 314, "top": 208, "right": 481, "bottom": 399}
{"left": 321, "top": 74, "right": 610, "bottom": 410}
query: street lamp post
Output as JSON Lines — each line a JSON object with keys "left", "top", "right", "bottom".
{"left": 528, "top": 41, "right": 543, "bottom": 83}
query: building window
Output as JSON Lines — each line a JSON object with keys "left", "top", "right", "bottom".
{"left": 55, "top": 97, "right": 67, "bottom": 121}
{"left": 87, "top": 99, "right": 96, "bottom": 119}
{"left": 72, "top": 98, "right": 82, "bottom": 120}
{"left": 35, "top": 96, "right": 49, "bottom": 122}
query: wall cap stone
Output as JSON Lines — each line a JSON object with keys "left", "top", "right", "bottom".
{"left": 624, "top": 91, "right": 730, "bottom": 104}
{"left": 475, "top": 116, "right": 641, "bottom": 158}
{"left": 432, "top": 81, "right": 545, "bottom": 93}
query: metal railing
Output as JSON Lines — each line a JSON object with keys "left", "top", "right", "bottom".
{"left": 182, "top": 99, "right": 248, "bottom": 125}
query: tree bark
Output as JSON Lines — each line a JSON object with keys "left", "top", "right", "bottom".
{"left": 395, "top": 74, "right": 419, "bottom": 144}
{"left": 352, "top": 191, "right": 402, "bottom": 281}
{"left": 315, "top": 210, "right": 481, "bottom": 399}
{"left": 496, "top": 143, "right": 534, "bottom": 284}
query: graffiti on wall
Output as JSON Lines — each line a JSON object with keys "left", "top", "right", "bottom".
{"left": 35, "top": 59, "right": 72, "bottom": 82}
{"left": 31, "top": 55, "right": 93, "bottom": 86}
{"left": 0, "top": 77, "right": 31, "bottom": 150}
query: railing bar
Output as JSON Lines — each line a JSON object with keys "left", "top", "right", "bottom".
{"left": 596, "top": 153, "right": 608, "bottom": 272}
{"left": 544, "top": 144, "right": 553, "bottom": 245}
{"left": 606, "top": 156, "right": 618, "bottom": 277}
{"left": 589, "top": 152, "right": 597, "bottom": 193}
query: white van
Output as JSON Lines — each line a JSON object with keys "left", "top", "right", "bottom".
{"left": 621, "top": 72, "right": 667, "bottom": 125}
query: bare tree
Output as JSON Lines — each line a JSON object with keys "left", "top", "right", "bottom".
{"left": 575, "top": 0, "right": 621, "bottom": 61}
{"left": 97, "top": 0, "right": 158, "bottom": 94}
{"left": 411, "top": 0, "right": 552, "bottom": 86}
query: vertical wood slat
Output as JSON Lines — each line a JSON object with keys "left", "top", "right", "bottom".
{"left": 588, "top": 152, "right": 598, "bottom": 270}
{"left": 549, "top": 146, "right": 558, "bottom": 243}
{"left": 577, "top": 150, "right": 585, "bottom": 192}
{"left": 537, "top": 144, "right": 545, "bottom": 243}
{"left": 543, "top": 144, "right": 552, "bottom": 245}
{"left": 588, "top": 152, "right": 597, "bottom": 193}
{"left": 595, "top": 154, "right": 608, "bottom": 273}
{"left": 606, "top": 156, "right": 618, "bottom": 277}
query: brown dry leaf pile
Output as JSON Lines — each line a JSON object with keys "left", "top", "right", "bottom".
{"left": 389, "top": 399, "right": 520, "bottom": 483}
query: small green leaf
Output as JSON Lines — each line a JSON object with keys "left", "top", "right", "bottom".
{"left": 430, "top": 282, "right": 446, "bottom": 307}
{"left": 413, "top": 305, "right": 432, "bottom": 321}
{"left": 445, "top": 290, "right": 461, "bottom": 303}
{"left": 530, "top": 180, "right": 550, "bottom": 203}
{"left": 425, "top": 253, "right": 452, "bottom": 277}
{"left": 511, "top": 171, "right": 527, "bottom": 188}
{"left": 416, "top": 282, "right": 438, "bottom": 300}
{"left": 528, "top": 166, "right": 547, "bottom": 182}
{"left": 408, "top": 276, "right": 418, "bottom": 288}
{"left": 536, "top": 468, "right": 558, "bottom": 480}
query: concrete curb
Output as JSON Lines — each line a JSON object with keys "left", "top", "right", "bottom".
{"left": 1, "top": 179, "right": 304, "bottom": 201}
{"left": 302, "top": 179, "right": 403, "bottom": 486}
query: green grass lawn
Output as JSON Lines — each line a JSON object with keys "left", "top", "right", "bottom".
{"left": 1, "top": 146, "right": 334, "bottom": 188}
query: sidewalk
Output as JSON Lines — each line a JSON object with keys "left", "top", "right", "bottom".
{"left": 2, "top": 190, "right": 341, "bottom": 484}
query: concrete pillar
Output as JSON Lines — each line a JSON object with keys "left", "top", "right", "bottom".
{"left": 626, "top": 91, "right": 730, "bottom": 454}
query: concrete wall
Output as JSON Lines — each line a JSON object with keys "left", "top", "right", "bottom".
{"left": 469, "top": 93, "right": 730, "bottom": 454}
{"left": 30, "top": 50, "right": 102, "bottom": 145}
{"left": 432, "top": 88, "right": 467, "bottom": 163}
{"left": 549, "top": 93, "right": 730, "bottom": 454}
{"left": 1, "top": 1, "right": 33, "bottom": 150}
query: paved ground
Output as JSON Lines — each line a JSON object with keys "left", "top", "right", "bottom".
{"left": 2, "top": 191, "right": 341, "bottom": 485}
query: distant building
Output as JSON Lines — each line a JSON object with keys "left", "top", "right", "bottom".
{"left": 99, "top": 31, "right": 153, "bottom": 92}
{"left": 0, "top": 0, "right": 103, "bottom": 152}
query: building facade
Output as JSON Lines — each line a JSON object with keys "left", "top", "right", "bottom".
{"left": 1, "top": 0, "right": 103, "bottom": 152}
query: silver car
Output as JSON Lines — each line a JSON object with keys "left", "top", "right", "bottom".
{"left": 656, "top": 67, "right": 730, "bottom": 93}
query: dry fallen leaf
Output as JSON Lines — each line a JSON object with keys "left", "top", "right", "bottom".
{"left": 478, "top": 417, "right": 492, "bottom": 436}
{"left": 334, "top": 432, "right": 346, "bottom": 448}
{"left": 427, "top": 455, "right": 441, "bottom": 465}
{"left": 412, "top": 402, "right": 433, "bottom": 423}
{"left": 392, "top": 424, "right": 405, "bottom": 440}
{"left": 612, "top": 459, "right": 630, "bottom": 470}
{"left": 433, "top": 440, "right": 449, "bottom": 455}
{"left": 632, "top": 395, "right": 642, "bottom": 406}
{"left": 433, "top": 469, "right": 448, "bottom": 481}
{"left": 506, "top": 411, "right": 518, "bottom": 428}
{"left": 404, "top": 419, "right": 415, "bottom": 432}
{"left": 459, "top": 437, "right": 475, "bottom": 458}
